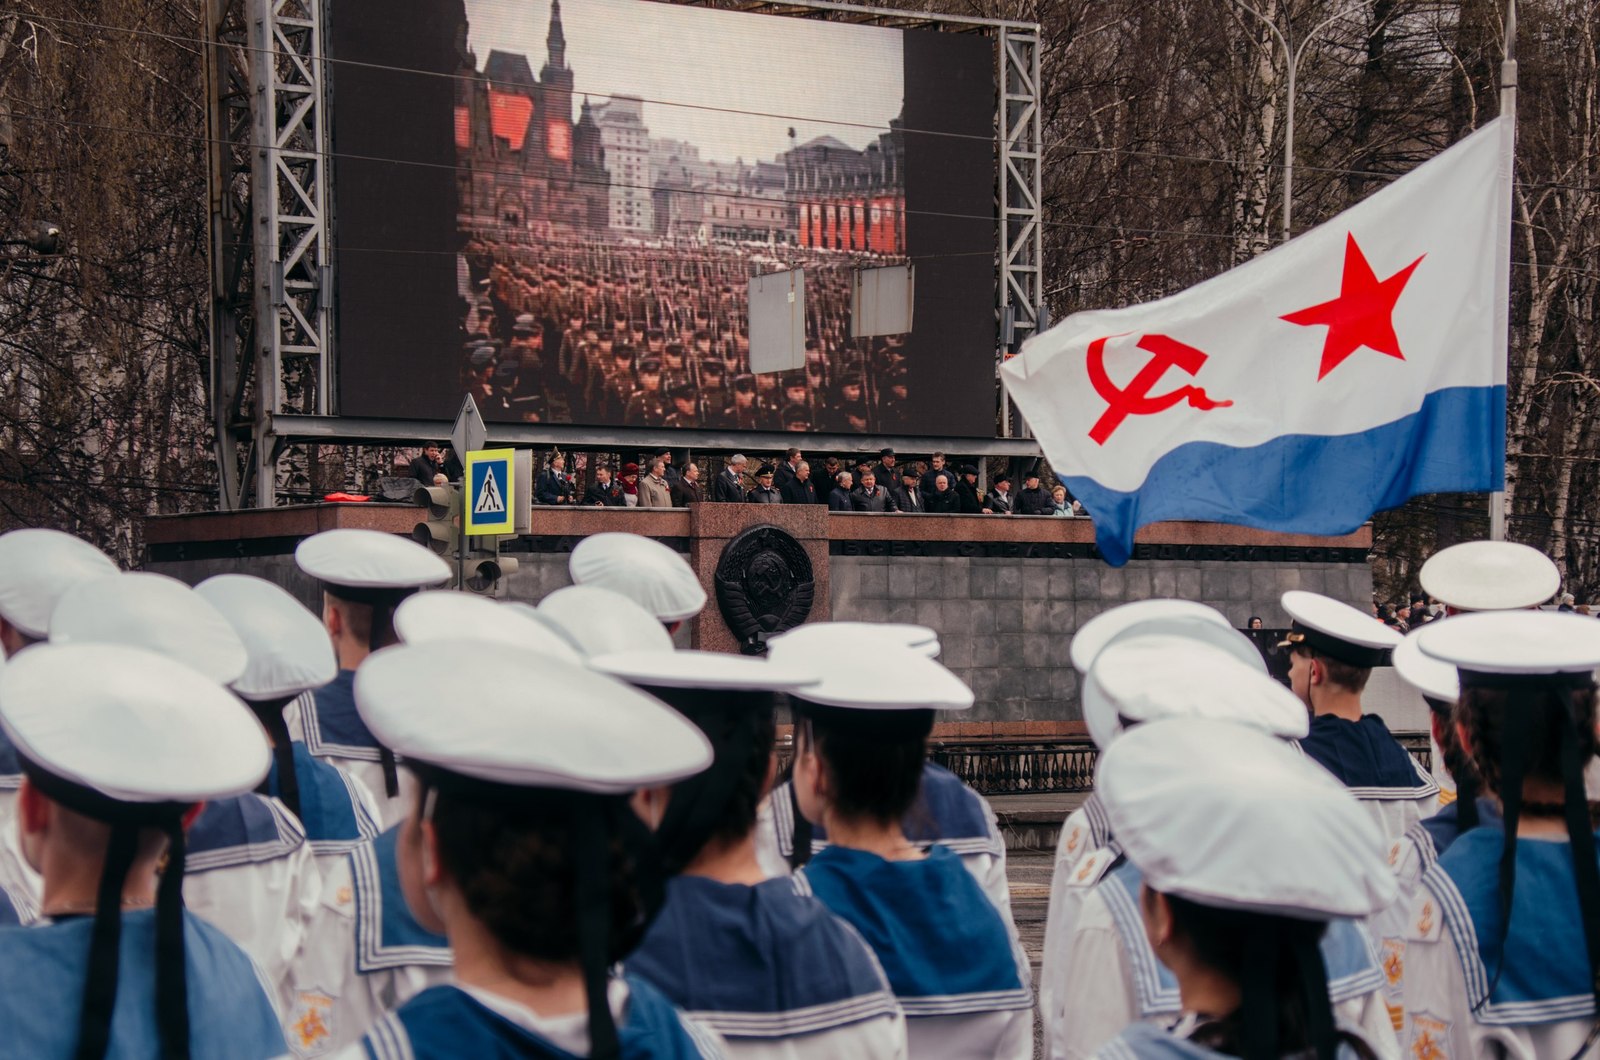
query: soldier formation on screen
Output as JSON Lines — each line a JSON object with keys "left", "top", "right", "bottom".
{"left": 0, "top": 526, "right": 1596, "bottom": 1059}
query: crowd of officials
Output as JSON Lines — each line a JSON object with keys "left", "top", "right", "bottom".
{"left": 459, "top": 240, "right": 912, "bottom": 432}
{"left": 516, "top": 445, "right": 1088, "bottom": 516}
{"left": 7, "top": 520, "right": 1600, "bottom": 1059}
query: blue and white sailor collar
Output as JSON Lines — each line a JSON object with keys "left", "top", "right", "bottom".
{"left": 351, "top": 825, "right": 451, "bottom": 974}
{"left": 1297, "top": 714, "right": 1438, "bottom": 801}
{"left": 269, "top": 742, "right": 380, "bottom": 856}
{"left": 185, "top": 792, "right": 306, "bottom": 873}
{"left": 772, "top": 762, "right": 1001, "bottom": 860}
{"left": 299, "top": 669, "right": 386, "bottom": 762}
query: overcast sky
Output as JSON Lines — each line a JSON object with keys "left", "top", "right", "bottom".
{"left": 464, "top": 0, "right": 903, "bottom": 164}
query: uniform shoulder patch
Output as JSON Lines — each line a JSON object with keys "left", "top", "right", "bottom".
{"left": 1407, "top": 1011, "right": 1451, "bottom": 1059}
{"left": 1067, "top": 846, "right": 1116, "bottom": 888}
{"left": 288, "top": 986, "right": 338, "bottom": 1057}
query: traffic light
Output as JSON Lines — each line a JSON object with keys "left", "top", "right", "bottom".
{"left": 412, "top": 484, "right": 461, "bottom": 556}
{"left": 465, "top": 536, "right": 518, "bottom": 595}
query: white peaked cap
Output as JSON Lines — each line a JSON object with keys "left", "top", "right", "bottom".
{"left": 195, "top": 574, "right": 337, "bottom": 700}
{"left": 533, "top": 585, "right": 675, "bottom": 657}
{"left": 1419, "top": 540, "right": 1561, "bottom": 612}
{"left": 1099, "top": 718, "right": 1396, "bottom": 919}
{"left": 768, "top": 621, "right": 940, "bottom": 659}
{"left": 1069, "top": 599, "right": 1233, "bottom": 674}
{"left": 0, "top": 529, "right": 119, "bottom": 639}
{"left": 1392, "top": 627, "right": 1459, "bottom": 704}
{"left": 0, "top": 644, "right": 270, "bottom": 803}
{"left": 1417, "top": 610, "right": 1600, "bottom": 675}
{"left": 1280, "top": 590, "right": 1401, "bottom": 666}
{"left": 568, "top": 533, "right": 706, "bottom": 622}
{"left": 355, "top": 641, "right": 711, "bottom": 793}
{"left": 1083, "top": 634, "right": 1309, "bottom": 750}
{"left": 50, "top": 572, "right": 248, "bottom": 685}
{"left": 1102, "top": 613, "right": 1267, "bottom": 675}
{"left": 394, "top": 591, "right": 580, "bottom": 663}
{"left": 295, "top": 528, "right": 451, "bottom": 590}
{"left": 589, "top": 649, "right": 817, "bottom": 692}
{"left": 788, "top": 645, "right": 973, "bottom": 711}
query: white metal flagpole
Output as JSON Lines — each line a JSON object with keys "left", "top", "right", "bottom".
{"left": 1489, "top": 0, "right": 1516, "bottom": 542}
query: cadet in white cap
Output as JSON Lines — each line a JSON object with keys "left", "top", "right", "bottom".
{"left": 1089, "top": 718, "right": 1396, "bottom": 1058}
{"left": 591, "top": 650, "right": 908, "bottom": 1059}
{"left": 531, "top": 585, "right": 675, "bottom": 657}
{"left": 764, "top": 623, "right": 1016, "bottom": 937}
{"left": 394, "top": 589, "right": 582, "bottom": 663}
{"left": 1041, "top": 600, "right": 1266, "bottom": 1059}
{"left": 568, "top": 532, "right": 707, "bottom": 632}
{"left": 336, "top": 642, "right": 723, "bottom": 1058}
{"left": 1279, "top": 591, "right": 1434, "bottom": 841}
{"left": 294, "top": 529, "right": 450, "bottom": 824}
{"left": 786, "top": 646, "right": 1033, "bottom": 1059}
{"left": 0, "top": 529, "right": 115, "bottom": 921}
{"left": 0, "top": 644, "right": 285, "bottom": 1057}
{"left": 1046, "top": 639, "right": 1396, "bottom": 1060}
{"left": 1395, "top": 612, "right": 1600, "bottom": 1059}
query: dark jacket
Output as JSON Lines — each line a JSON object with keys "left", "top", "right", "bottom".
{"left": 920, "top": 467, "right": 953, "bottom": 496}
{"left": 534, "top": 468, "right": 574, "bottom": 505}
{"left": 1016, "top": 485, "right": 1054, "bottom": 516}
{"left": 811, "top": 468, "right": 840, "bottom": 503}
{"left": 988, "top": 490, "right": 1014, "bottom": 515}
{"left": 748, "top": 485, "right": 784, "bottom": 504}
{"left": 670, "top": 479, "right": 704, "bottom": 507}
{"left": 773, "top": 461, "right": 801, "bottom": 491}
{"left": 409, "top": 452, "right": 462, "bottom": 484}
{"left": 827, "top": 487, "right": 854, "bottom": 512}
{"left": 892, "top": 484, "right": 923, "bottom": 513}
{"left": 582, "top": 481, "right": 626, "bottom": 507}
{"left": 923, "top": 484, "right": 960, "bottom": 514}
{"left": 851, "top": 485, "right": 896, "bottom": 513}
{"left": 780, "top": 478, "right": 817, "bottom": 505}
{"left": 711, "top": 470, "right": 746, "bottom": 503}
{"left": 955, "top": 480, "right": 983, "bottom": 514}
{"left": 871, "top": 462, "right": 902, "bottom": 488}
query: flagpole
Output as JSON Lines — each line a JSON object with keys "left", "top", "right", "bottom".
{"left": 1489, "top": 0, "right": 1516, "bottom": 542}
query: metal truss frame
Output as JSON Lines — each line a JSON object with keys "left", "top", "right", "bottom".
{"left": 205, "top": 0, "right": 1042, "bottom": 509}
{"left": 205, "top": 0, "right": 331, "bottom": 509}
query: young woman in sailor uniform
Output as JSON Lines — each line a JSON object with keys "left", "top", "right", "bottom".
{"left": 1048, "top": 632, "right": 1398, "bottom": 1060}
{"left": 1042, "top": 600, "right": 1277, "bottom": 1060}
{"left": 294, "top": 529, "right": 452, "bottom": 827}
{"left": 593, "top": 648, "right": 907, "bottom": 1059}
{"left": 330, "top": 640, "right": 725, "bottom": 1059}
{"left": 1088, "top": 718, "right": 1396, "bottom": 1059}
{"left": 786, "top": 644, "right": 1033, "bottom": 1059}
{"left": 1395, "top": 611, "right": 1600, "bottom": 1059}
{"left": 1280, "top": 592, "right": 1436, "bottom": 842}
{"left": 0, "top": 644, "right": 286, "bottom": 1058}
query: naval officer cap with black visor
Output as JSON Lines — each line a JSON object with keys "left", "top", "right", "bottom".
{"left": 1096, "top": 718, "right": 1395, "bottom": 1060}
{"left": 568, "top": 532, "right": 707, "bottom": 626}
{"left": 0, "top": 643, "right": 271, "bottom": 1059}
{"left": 294, "top": 529, "right": 450, "bottom": 795}
{"left": 194, "top": 573, "right": 337, "bottom": 822}
{"left": 0, "top": 528, "right": 118, "bottom": 644}
{"left": 1278, "top": 590, "right": 1402, "bottom": 667}
{"left": 589, "top": 649, "right": 815, "bottom": 874}
{"left": 354, "top": 640, "right": 711, "bottom": 1057}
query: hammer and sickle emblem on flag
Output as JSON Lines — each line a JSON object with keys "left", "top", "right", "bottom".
{"left": 1085, "top": 333, "right": 1233, "bottom": 445}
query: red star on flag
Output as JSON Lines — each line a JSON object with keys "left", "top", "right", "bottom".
{"left": 1281, "top": 233, "right": 1424, "bottom": 380}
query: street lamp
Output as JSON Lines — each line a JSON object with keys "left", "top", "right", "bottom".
{"left": 1225, "top": 0, "right": 1370, "bottom": 242}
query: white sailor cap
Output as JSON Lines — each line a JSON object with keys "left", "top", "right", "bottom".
{"left": 355, "top": 640, "right": 711, "bottom": 793}
{"left": 394, "top": 591, "right": 581, "bottom": 663}
{"left": 1069, "top": 599, "right": 1233, "bottom": 674}
{"left": 787, "top": 645, "right": 973, "bottom": 712}
{"left": 1417, "top": 610, "right": 1600, "bottom": 676}
{"left": 0, "top": 529, "right": 119, "bottom": 639}
{"left": 768, "top": 621, "right": 940, "bottom": 659}
{"left": 532, "top": 585, "right": 675, "bottom": 657}
{"left": 1392, "top": 628, "right": 1459, "bottom": 705}
{"left": 589, "top": 649, "right": 816, "bottom": 692}
{"left": 49, "top": 572, "right": 248, "bottom": 685}
{"left": 1099, "top": 718, "right": 1395, "bottom": 919}
{"left": 568, "top": 533, "right": 706, "bottom": 623}
{"left": 1418, "top": 541, "right": 1561, "bottom": 612}
{"left": 1278, "top": 590, "right": 1400, "bottom": 667}
{"left": 294, "top": 528, "right": 451, "bottom": 597}
{"left": 1083, "top": 634, "right": 1309, "bottom": 750}
{"left": 195, "top": 574, "right": 337, "bottom": 700}
{"left": 0, "top": 643, "right": 270, "bottom": 803}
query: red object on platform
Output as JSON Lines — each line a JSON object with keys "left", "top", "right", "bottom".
{"left": 322, "top": 493, "right": 371, "bottom": 503}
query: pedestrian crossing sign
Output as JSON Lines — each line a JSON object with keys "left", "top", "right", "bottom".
{"left": 463, "top": 449, "right": 515, "bottom": 534}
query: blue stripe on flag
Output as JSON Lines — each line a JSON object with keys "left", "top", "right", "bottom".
{"left": 1063, "top": 384, "right": 1506, "bottom": 567}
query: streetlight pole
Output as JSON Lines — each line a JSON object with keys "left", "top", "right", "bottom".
{"left": 1489, "top": 0, "right": 1516, "bottom": 542}
{"left": 1225, "top": 0, "right": 1370, "bottom": 242}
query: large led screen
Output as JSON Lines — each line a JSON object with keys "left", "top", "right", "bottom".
{"left": 329, "top": 0, "right": 997, "bottom": 437}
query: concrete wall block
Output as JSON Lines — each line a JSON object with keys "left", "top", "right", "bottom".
{"left": 994, "top": 601, "right": 1023, "bottom": 633}
{"left": 914, "top": 561, "right": 946, "bottom": 600}
{"left": 940, "top": 599, "right": 975, "bottom": 636}
{"left": 971, "top": 635, "right": 1002, "bottom": 668}
{"left": 1097, "top": 567, "right": 1125, "bottom": 600}
{"left": 1075, "top": 567, "right": 1101, "bottom": 598}
{"left": 1022, "top": 571, "right": 1052, "bottom": 599}
{"left": 969, "top": 668, "right": 1003, "bottom": 701}
{"left": 1047, "top": 563, "right": 1076, "bottom": 600}
{"left": 1200, "top": 566, "right": 1231, "bottom": 603}
{"left": 1295, "top": 568, "right": 1326, "bottom": 597}
{"left": 914, "top": 599, "right": 943, "bottom": 629}
{"left": 994, "top": 635, "right": 1025, "bottom": 669}
{"left": 887, "top": 601, "right": 918, "bottom": 624}
{"left": 1250, "top": 567, "right": 1278, "bottom": 602}
{"left": 940, "top": 635, "right": 974, "bottom": 669}
{"left": 1046, "top": 600, "right": 1075, "bottom": 635}
{"left": 1150, "top": 568, "right": 1177, "bottom": 598}
{"left": 995, "top": 565, "right": 1024, "bottom": 599}
{"left": 858, "top": 564, "right": 888, "bottom": 598}
{"left": 1121, "top": 567, "right": 1152, "bottom": 602}
{"left": 1022, "top": 634, "right": 1053, "bottom": 669}
{"left": 940, "top": 563, "right": 970, "bottom": 600}
{"left": 1075, "top": 599, "right": 1109, "bottom": 630}
{"left": 1021, "top": 599, "right": 1051, "bottom": 633}
{"left": 1228, "top": 568, "right": 1253, "bottom": 602}
{"left": 1176, "top": 567, "right": 1203, "bottom": 600}
{"left": 887, "top": 564, "right": 917, "bottom": 599}
{"left": 970, "top": 564, "right": 998, "bottom": 600}
{"left": 970, "top": 600, "right": 998, "bottom": 636}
